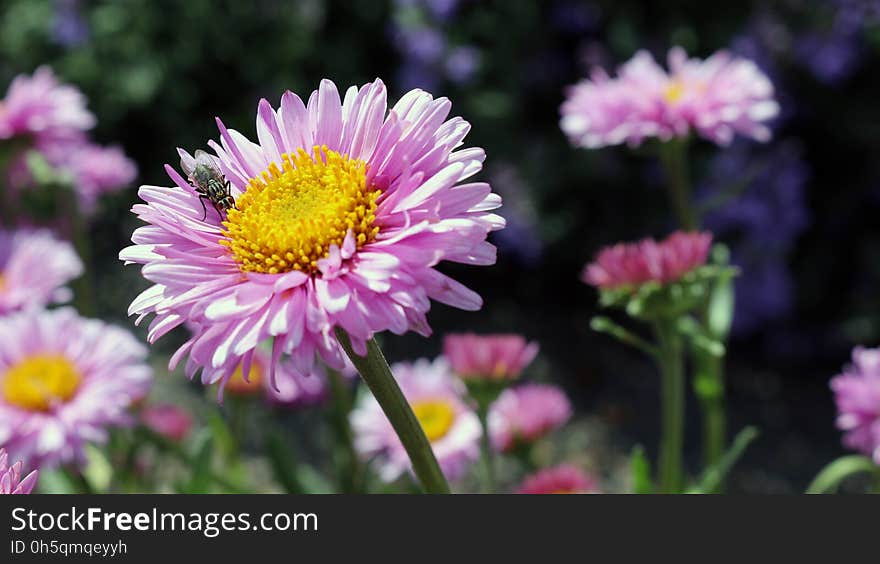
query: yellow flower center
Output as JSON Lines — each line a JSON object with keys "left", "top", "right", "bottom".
{"left": 2, "top": 354, "right": 81, "bottom": 412}
{"left": 664, "top": 80, "right": 686, "bottom": 103}
{"left": 411, "top": 399, "right": 456, "bottom": 442}
{"left": 221, "top": 146, "right": 380, "bottom": 274}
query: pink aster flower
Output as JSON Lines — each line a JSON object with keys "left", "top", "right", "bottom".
{"left": 0, "top": 448, "right": 38, "bottom": 495}
{"left": 517, "top": 464, "right": 597, "bottom": 494}
{"left": 443, "top": 333, "right": 539, "bottom": 381}
{"left": 120, "top": 79, "right": 503, "bottom": 391}
{"left": 0, "top": 229, "right": 83, "bottom": 315}
{"left": 64, "top": 143, "right": 138, "bottom": 213}
{"left": 489, "top": 383, "right": 572, "bottom": 453}
{"left": 0, "top": 66, "right": 95, "bottom": 141}
{"left": 140, "top": 404, "right": 192, "bottom": 442}
{"left": 582, "top": 231, "right": 712, "bottom": 290}
{"left": 830, "top": 347, "right": 880, "bottom": 463}
{"left": 350, "top": 357, "right": 481, "bottom": 482}
{"left": 561, "top": 47, "right": 779, "bottom": 148}
{"left": 0, "top": 308, "right": 152, "bottom": 468}
{"left": 267, "top": 356, "right": 356, "bottom": 408}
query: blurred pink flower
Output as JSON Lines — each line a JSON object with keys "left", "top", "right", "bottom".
{"left": 0, "top": 229, "right": 82, "bottom": 315}
{"left": 0, "top": 448, "right": 38, "bottom": 495}
{"left": 561, "top": 47, "right": 779, "bottom": 148}
{"left": 0, "top": 66, "right": 94, "bottom": 142}
{"left": 443, "top": 333, "right": 539, "bottom": 381}
{"left": 350, "top": 357, "right": 480, "bottom": 482}
{"left": 267, "top": 355, "right": 356, "bottom": 408}
{"left": 489, "top": 383, "right": 572, "bottom": 452}
{"left": 65, "top": 143, "right": 138, "bottom": 213}
{"left": 582, "top": 231, "right": 712, "bottom": 290}
{"left": 517, "top": 464, "right": 597, "bottom": 494}
{"left": 120, "top": 79, "right": 503, "bottom": 391}
{"left": 140, "top": 404, "right": 192, "bottom": 442}
{"left": 0, "top": 308, "right": 152, "bottom": 469}
{"left": 831, "top": 347, "right": 880, "bottom": 463}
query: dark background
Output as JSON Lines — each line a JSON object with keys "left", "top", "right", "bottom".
{"left": 2, "top": 0, "right": 878, "bottom": 492}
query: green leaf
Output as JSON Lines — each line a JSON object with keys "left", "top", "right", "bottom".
{"left": 82, "top": 444, "right": 114, "bottom": 493}
{"left": 630, "top": 445, "right": 654, "bottom": 494}
{"left": 267, "top": 431, "right": 306, "bottom": 494}
{"left": 691, "top": 426, "right": 759, "bottom": 493}
{"left": 591, "top": 316, "right": 658, "bottom": 357}
{"left": 707, "top": 245, "right": 736, "bottom": 340}
{"left": 806, "top": 455, "right": 877, "bottom": 494}
{"left": 181, "top": 432, "right": 214, "bottom": 494}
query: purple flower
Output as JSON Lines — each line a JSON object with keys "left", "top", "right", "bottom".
{"left": 0, "top": 229, "right": 82, "bottom": 315}
{"left": 0, "top": 308, "right": 152, "bottom": 469}
{"left": 0, "top": 66, "right": 94, "bottom": 142}
{"left": 0, "top": 448, "right": 38, "bottom": 494}
{"left": 831, "top": 347, "right": 880, "bottom": 463}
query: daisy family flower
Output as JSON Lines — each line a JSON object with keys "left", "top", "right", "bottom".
{"left": 0, "top": 229, "right": 82, "bottom": 315}
{"left": 0, "top": 448, "right": 38, "bottom": 495}
{"left": 121, "top": 78, "right": 503, "bottom": 390}
{"left": 0, "top": 66, "right": 94, "bottom": 142}
{"left": 830, "top": 347, "right": 880, "bottom": 463}
{"left": 490, "top": 383, "right": 572, "bottom": 453}
{"left": 443, "top": 333, "right": 539, "bottom": 381}
{"left": 63, "top": 143, "right": 138, "bottom": 213}
{"left": 350, "top": 357, "right": 480, "bottom": 482}
{"left": 140, "top": 404, "right": 193, "bottom": 442}
{"left": 0, "top": 308, "right": 152, "bottom": 468}
{"left": 560, "top": 47, "right": 779, "bottom": 148}
{"left": 582, "top": 231, "right": 712, "bottom": 290}
{"left": 517, "top": 464, "right": 596, "bottom": 494}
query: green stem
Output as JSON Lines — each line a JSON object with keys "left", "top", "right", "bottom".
{"left": 69, "top": 188, "right": 96, "bottom": 316}
{"left": 806, "top": 455, "right": 877, "bottom": 494}
{"left": 326, "top": 367, "right": 364, "bottom": 493}
{"left": 658, "top": 138, "right": 697, "bottom": 230}
{"left": 334, "top": 328, "right": 450, "bottom": 494}
{"left": 655, "top": 319, "right": 686, "bottom": 494}
{"left": 476, "top": 402, "right": 496, "bottom": 493}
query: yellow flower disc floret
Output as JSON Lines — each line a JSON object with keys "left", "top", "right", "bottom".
{"left": 2, "top": 354, "right": 81, "bottom": 412}
{"left": 412, "top": 400, "right": 456, "bottom": 442}
{"left": 222, "top": 145, "right": 380, "bottom": 274}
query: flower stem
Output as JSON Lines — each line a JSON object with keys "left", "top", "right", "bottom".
{"left": 334, "top": 328, "right": 450, "bottom": 494}
{"left": 326, "top": 366, "right": 364, "bottom": 493}
{"left": 654, "top": 319, "right": 686, "bottom": 493}
{"left": 659, "top": 138, "right": 730, "bottom": 487}
{"left": 658, "top": 138, "right": 697, "bottom": 231}
{"left": 476, "top": 402, "right": 496, "bottom": 493}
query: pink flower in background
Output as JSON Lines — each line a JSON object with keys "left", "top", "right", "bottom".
{"left": 121, "top": 78, "right": 503, "bottom": 391}
{"left": 64, "top": 143, "right": 138, "bottom": 212}
{"left": 582, "top": 231, "right": 712, "bottom": 290}
{"left": 0, "top": 229, "right": 83, "bottom": 315}
{"left": 267, "top": 356, "right": 356, "bottom": 408}
{"left": 0, "top": 448, "right": 38, "bottom": 495}
{"left": 0, "top": 66, "right": 94, "bottom": 141}
{"left": 831, "top": 347, "right": 880, "bottom": 463}
{"left": 517, "top": 464, "right": 597, "bottom": 494}
{"left": 561, "top": 47, "right": 778, "bottom": 148}
{"left": 490, "top": 383, "right": 572, "bottom": 452}
{"left": 350, "top": 357, "right": 480, "bottom": 482}
{"left": 140, "top": 404, "right": 192, "bottom": 442}
{"left": 0, "top": 308, "right": 152, "bottom": 468}
{"left": 443, "top": 333, "right": 539, "bottom": 381}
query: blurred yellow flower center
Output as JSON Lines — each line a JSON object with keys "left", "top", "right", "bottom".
{"left": 2, "top": 354, "right": 80, "bottom": 412}
{"left": 412, "top": 400, "right": 456, "bottom": 442}
{"left": 226, "top": 360, "right": 264, "bottom": 395}
{"left": 664, "top": 80, "right": 686, "bottom": 103}
{"left": 222, "top": 145, "right": 380, "bottom": 274}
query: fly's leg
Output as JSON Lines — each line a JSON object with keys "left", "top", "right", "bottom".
{"left": 198, "top": 195, "right": 210, "bottom": 221}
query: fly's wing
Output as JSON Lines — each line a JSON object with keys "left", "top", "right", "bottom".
{"left": 179, "top": 148, "right": 197, "bottom": 178}
{"left": 193, "top": 150, "right": 225, "bottom": 183}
